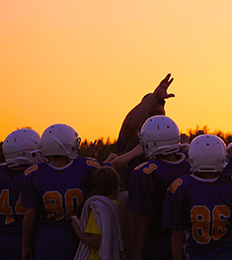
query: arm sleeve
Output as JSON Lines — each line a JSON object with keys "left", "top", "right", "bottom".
{"left": 162, "top": 178, "right": 188, "bottom": 230}
{"left": 126, "top": 168, "right": 155, "bottom": 215}
{"left": 21, "top": 174, "right": 40, "bottom": 209}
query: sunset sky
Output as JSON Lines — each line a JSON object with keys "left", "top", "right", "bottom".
{"left": 1, "top": 0, "right": 232, "bottom": 142}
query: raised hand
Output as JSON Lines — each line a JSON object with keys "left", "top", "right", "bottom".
{"left": 153, "top": 73, "right": 175, "bottom": 101}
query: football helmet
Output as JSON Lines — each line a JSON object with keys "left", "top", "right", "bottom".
{"left": 188, "top": 134, "right": 227, "bottom": 173}
{"left": 41, "top": 124, "right": 81, "bottom": 159}
{"left": 227, "top": 142, "right": 232, "bottom": 151}
{"left": 3, "top": 129, "right": 44, "bottom": 168}
{"left": 138, "top": 115, "right": 180, "bottom": 158}
{"left": 227, "top": 142, "right": 232, "bottom": 158}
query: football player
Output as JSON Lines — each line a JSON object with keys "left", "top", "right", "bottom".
{"left": 227, "top": 142, "right": 232, "bottom": 158}
{"left": 117, "top": 73, "right": 174, "bottom": 192}
{"left": 222, "top": 142, "right": 232, "bottom": 175}
{"left": 163, "top": 134, "right": 232, "bottom": 260}
{"left": 117, "top": 73, "right": 174, "bottom": 154}
{"left": 126, "top": 115, "right": 191, "bottom": 260}
{"left": 0, "top": 129, "right": 44, "bottom": 260}
{"left": 21, "top": 124, "right": 113, "bottom": 260}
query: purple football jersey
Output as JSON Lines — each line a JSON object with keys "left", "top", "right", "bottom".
{"left": 22, "top": 157, "right": 103, "bottom": 225}
{"left": 22, "top": 157, "right": 104, "bottom": 260}
{"left": 0, "top": 165, "right": 27, "bottom": 260}
{"left": 0, "top": 165, "right": 26, "bottom": 233}
{"left": 223, "top": 158, "right": 232, "bottom": 175}
{"left": 163, "top": 174, "right": 232, "bottom": 260}
{"left": 127, "top": 151, "right": 191, "bottom": 240}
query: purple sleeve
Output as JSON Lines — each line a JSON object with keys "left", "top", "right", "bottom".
{"left": 21, "top": 174, "right": 40, "bottom": 209}
{"left": 162, "top": 178, "right": 187, "bottom": 230}
{"left": 126, "top": 169, "right": 155, "bottom": 215}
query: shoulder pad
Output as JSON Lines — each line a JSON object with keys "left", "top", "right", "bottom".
{"left": 142, "top": 163, "right": 158, "bottom": 174}
{"left": 86, "top": 159, "right": 100, "bottom": 168}
{"left": 24, "top": 164, "right": 38, "bottom": 176}
{"left": 134, "top": 161, "right": 158, "bottom": 175}
{"left": 167, "top": 178, "right": 183, "bottom": 193}
{"left": 134, "top": 162, "right": 149, "bottom": 171}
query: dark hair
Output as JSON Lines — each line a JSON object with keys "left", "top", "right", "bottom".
{"left": 92, "top": 166, "right": 120, "bottom": 196}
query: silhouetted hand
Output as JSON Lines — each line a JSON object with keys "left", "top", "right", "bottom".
{"left": 153, "top": 73, "right": 175, "bottom": 101}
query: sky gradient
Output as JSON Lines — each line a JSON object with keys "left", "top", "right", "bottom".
{"left": 1, "top": 0, "right": 232, "bottom": 142}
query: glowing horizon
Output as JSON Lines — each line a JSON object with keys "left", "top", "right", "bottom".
{"left": 1, "top": 0, "right": 232, "bottom": 143}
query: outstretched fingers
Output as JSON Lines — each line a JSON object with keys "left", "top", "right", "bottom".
{"left": 154, "top": 73, "right": 175, "bottom": 100}
{"left": 160, "top": 73, "right": 174, "bottom": 89}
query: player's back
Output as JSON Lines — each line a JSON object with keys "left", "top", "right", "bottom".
{"left": 164, "top": 173, "right": 232, "bottom": 260}
{"left": 127, "top": 151, "right": 191, "bottom": 239}
{"left": 22, "top": 157, "right": 101, "bottom": 226}
{"left": 0, "top": 164, "right": 27, "bottom": 260}
{"left": 0, "top": 165, "right": 26, "bottom": 233}
{"left": 22, "top": 157, "right": 103, "bottom": 260}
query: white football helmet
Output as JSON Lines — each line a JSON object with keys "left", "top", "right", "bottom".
{"left": 227, "top": 142, "right": 232, "bottom": 151}
{"left": 227, "top": 142, "right": 232, "bottom": 158}
{"left": 188, "top": 134, "right": 227, "bottom": 173}
{"left": 138, "top": 115, "right": 180, "bottom": 158}
{"left": 41, "top": 124, "right": 81, "bottom": 159}
{"left": 3, "top": 129, "right": 44, "bottom": 168}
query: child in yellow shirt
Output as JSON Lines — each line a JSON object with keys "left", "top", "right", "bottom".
{"left": 72, "top": 166, "right": 125, "bottom": 260}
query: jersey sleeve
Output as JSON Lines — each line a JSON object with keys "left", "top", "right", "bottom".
{"left": 21, "top": 170, "right": 41, "bottom": 209}
{"left": 126, "top": 164, "right": 156, "bottom": 215}
{"left": 162, "top": 177, "right": 188, "bottom": 230}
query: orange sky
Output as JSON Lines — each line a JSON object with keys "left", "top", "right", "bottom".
{"left": 1, "top": 0, "right": 232, "bottom": 142}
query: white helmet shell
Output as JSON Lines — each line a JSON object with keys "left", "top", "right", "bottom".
{"left": 227, "top": 142, "right": 232, "bottom": 151}
{"left": 41, "top": 124, "right": 80, "bottom": 159}
{"left": 3, "top": 129, "right": 44, "bottom": 168}
{"left": 138, "top": 115, "right": 180, "bottom": 158}
{"left": 188, "top": 134, "right": 227, "bottom": 173}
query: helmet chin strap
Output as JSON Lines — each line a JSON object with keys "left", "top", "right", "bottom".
{"left": 6, "top": 157, "right": 31, "bottom": 168}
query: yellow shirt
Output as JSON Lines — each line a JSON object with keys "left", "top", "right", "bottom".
{"left": 85, "top": 199, "right": 118, "bottom": 260}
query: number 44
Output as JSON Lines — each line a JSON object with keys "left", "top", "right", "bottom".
{"left": 0, "top": 189, "right": 26, "bottom": 224}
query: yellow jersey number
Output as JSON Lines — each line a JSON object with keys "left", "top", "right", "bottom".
{"left": 191, "top": 205, "right": 230, "bottom": 244}
{"left": 43, "top": 188, "right": 83, "bottom": 221}
{"left": 0, "top": 190, "right": 26, "bottom": 224}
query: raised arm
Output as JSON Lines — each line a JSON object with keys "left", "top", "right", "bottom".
{"left": 118, "top": 73, "right": 174, "bottom": 152}
{"left": 110, "top": 144, "right": 143, "bottom": 170}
